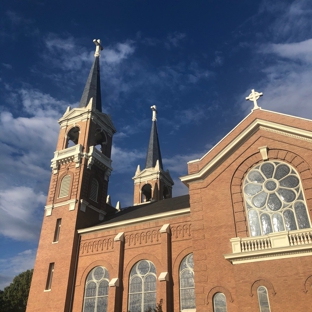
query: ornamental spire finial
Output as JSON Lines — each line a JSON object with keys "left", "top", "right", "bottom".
{"left": 93, "top": 39, "right": 103, "bottom": 57}
{"left": 246, "top": 89, "right": 263, "bottom": 110}
{"left": 151, "top": 105, "right": 157, "bottom": 121}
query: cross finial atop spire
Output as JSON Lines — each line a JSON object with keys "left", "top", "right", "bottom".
{"left": 246, "top": 89, "right": 263, "bottom": 110}
{"left": 151, "top": 105, "right": 157, "bottom": 121}
{"left": 93, "top": 39, "right": 103, "bottom": 57}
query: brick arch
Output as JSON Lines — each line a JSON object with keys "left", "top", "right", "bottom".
{"left": 230, "top": 148, "right": 312, "bottom": 237}
{"left": 77, "top": 259, "right": 115, "bottom": 287}
{"left": 206, "top": 286, "right": 234, "bottom": 307}
{"left": 250, "top": 279, "right": 276, "bottom": 297}
{"left": 303, "top": 275, "right": 312, "bottom": 293}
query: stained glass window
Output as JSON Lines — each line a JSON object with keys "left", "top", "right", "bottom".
{"left": 213, "top": 293, "right": 227, "bottom": 312}
{"left": 180, "top": 253, "right": 196, "bottom": 310}
{"left": 257, "top": 286, "right": 270, "bottom": 312}
{"left": 243, "top": 161, "right": 311, "bottom": 236}
{"left": 128, "top": 260, "right": 156, "bottom": 312}
{"left": 83, "top": 266, "right": 109, "bottom": 312}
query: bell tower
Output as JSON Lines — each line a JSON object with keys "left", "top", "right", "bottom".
{"left": 27, "top": 40, "right": 116, "bottom": 312}
{"left": 133, "top": 105, "right": 174, "bottom": 204}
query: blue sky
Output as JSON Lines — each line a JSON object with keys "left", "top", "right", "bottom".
{"left": 1, "top": 0, "right": 312, "bottom": 289}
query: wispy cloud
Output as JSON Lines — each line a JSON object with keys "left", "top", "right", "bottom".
{"left": 165, "top": 32, "right": 186, "bottom": 49}
{"left": 0, "top": 249, "right": 36, "bottom": 290}
{"left": 0, "top": 187, "right": 45, "bottom": 241}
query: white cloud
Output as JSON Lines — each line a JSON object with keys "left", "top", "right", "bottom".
{"left": 102, "top": 41, "right": 135, "bottom": 65}
{"left": 0, "top": 187, "right": 45, "bottom": 241}
{"left": 0, "top": 249, "right": 36, "bottom": 290}
{"left": 264, "top": 39, "right": 312, "bottom": 63}
{"left": 165, "top": 32, "right": 186, "bottom": 49}
{"left": 111, "top": 145, "right": 145, "bottom": 173}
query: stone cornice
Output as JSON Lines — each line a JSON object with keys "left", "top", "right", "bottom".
{"left": 180, "top": 118, "right": 312, "bottom": 185}
{"left": 51, "top": 144, "right": 113, "bottom": 176}
{"left": 77, "top": 207, "right": 190, "bottom": 235}
{"left": 59, "top": 106, "right": 116, "bottom": 136}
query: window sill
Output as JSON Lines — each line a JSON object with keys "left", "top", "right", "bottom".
{"left": 224, "top": 229, "right": 312, "bottom": 264}
{"left": 44, "top": 289, "right": 51, "bottom": 292}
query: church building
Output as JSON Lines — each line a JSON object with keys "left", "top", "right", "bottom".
{"left": 26, "top": 40, "right": 312, "bottom": 312}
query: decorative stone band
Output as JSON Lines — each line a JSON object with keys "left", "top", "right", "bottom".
{"left": 80, "top": 199, "right": 106, "bottom": 221}
{"left": 85, "top": 146, "right": 112, "bottom": 179}
{"left": 45, "top": 199, "right": 77, "bottom": 216}
{"left": 224, "top": 228, "right": 312, "bottom": 264}
{"left": 51, "top": 144, "right": 112, "bottom": 177}
{"left": 51, "top": 144, "right": 83, "bottom": 173}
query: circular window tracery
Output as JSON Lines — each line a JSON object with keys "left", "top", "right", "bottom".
{"left": 244, "top": 161, "right": 311, "bottom": 236}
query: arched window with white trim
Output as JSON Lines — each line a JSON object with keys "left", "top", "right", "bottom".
{"left": 128, "top": 260, "right": 156, "bottom": 312}
{"left": 83, "top": 266, "right": 109, "bottom": 312}
{"left": 179, "top": 253, "right": 196, "bottom": 311}
{"left": 243, "top": 161, "right": 311, "bottom": 236}
{"left": 59, "top": 175, "right": 71, "bottom": 198}
{"left": 257, "top": 286, "right": 270, "bottom": 312}
{"left": 213, "top": 293, "right": 227, "bottom": 312}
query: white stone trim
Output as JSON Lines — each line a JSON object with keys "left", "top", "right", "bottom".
{"left": 258, "top": 146, "right": 268, "bottom": 160}
{"left": 114, "top": 232, "right": 124, "bottom": 242}
{"left": 109, "top": 278, "right": 119, "bottom": 287}
{"left": 51, "top": 144, "right": 83, "bottom": 174}
{"left": 159, "top": 224, "right": 170, "bottom": 233}
{"left": 181, "top": 118, "right": 312, "bottom": 184}
{"left": 78, "top": 208, "right": 190, "bottom": 234}
{"left": 80, "top": 199, "right": 106, "bottom": 220}
{"left": 86, "top": 146, "right": 113, "bottom": 172}
{"left": 225, "top": 229, "right": 312, "bottom": 264}
{"left": 45, "top": 199, "right": 77, "bottom": 216}
{"left": 158, "top": 272, "right": 169, "bottom": 281}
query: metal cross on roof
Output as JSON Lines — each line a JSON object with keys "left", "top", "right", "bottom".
{"left": 93, "top": 39, "right": 103, "bottom": 57}
{"left": 246, "top": 89, "right": 263, "bottom": 110}
{"left": 151, "top": 105, "right": 157, "bottom": 121}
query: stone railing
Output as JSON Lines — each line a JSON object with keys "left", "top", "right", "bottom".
{"left": 225, "top": 229, "right": 312, "bottom": 264}
{"left": 51, "top": 144, "right": 83, "bottom": 173}
{"left": 230, "top": 229, "right": 312, "bottom": 254}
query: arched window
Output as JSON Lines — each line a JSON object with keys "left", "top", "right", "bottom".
{"left": 83, "top": 266, "right": 109, "bottom": 312}
{"left": 128, "top": 260, "right": 156, "bottom": 312}
{"left": 257, "top": 286, "right": 270, "bottom": 312}
{"left": 141, "top": 184, "right": 152, "bottom": 202}
{"left": 179, "top": 253, "right": 196, "bottom": 311}
{"left": 89, "top": 178, "right": 99, "bottom": 202}
{"left": 59, "top": 175, "right": 71, "bottom": 198}
{"left": 243, "top": 161, "right": 311, "bottom": 236}
{"left": 213, "top": 293, "right": 227, "bottom": 312}
{"left": 66, "top": 126, "right": 79, "bottom": 148}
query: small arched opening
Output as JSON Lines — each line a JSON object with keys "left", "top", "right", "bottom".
{"left": 66, "top": 127, "right": 79, "bottom": 148}
{"left": 163, "top": 186, "right": 170, "bottom": 199}
{"left": 141, "top": 184, "right": 152, "bottom": 202}
{"left": 94, "top": 129, "right": 107, "bottom": 153}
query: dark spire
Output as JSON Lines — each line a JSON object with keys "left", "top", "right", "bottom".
{"left": 79, "top": 39, "right": 103, "bottom": 112}
{"left": 145, "top": 106, "right": 163, "bottom": 169}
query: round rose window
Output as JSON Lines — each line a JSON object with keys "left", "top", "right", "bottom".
{"left": 243, "top": 161, "right": 311, "bottom": 236}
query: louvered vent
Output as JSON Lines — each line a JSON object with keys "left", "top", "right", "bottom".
{"left": 89, "top": 178, "right": 99, "bottom": 202}
{"left": 59, "top": 175, "right": 71, "bottom": 198}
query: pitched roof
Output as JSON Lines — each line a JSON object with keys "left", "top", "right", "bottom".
{"left": 79, "top": 56, "right": 102, "bottom": 112}
{"left": 145, "top": 120, "right": 163, "bottom": 169}
{"left": 102, "top": 194, "right": 190, "bottom": 225}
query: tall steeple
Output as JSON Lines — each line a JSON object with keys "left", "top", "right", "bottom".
{"left": 133, "top": 106, "right": 173, "bottom": 205}
{"left": 79, "top": 39, "right": 103, "bottom": 112}
{"left": 145, "top": 105, "right": 163, "bottom": 169}
{"left": 27, "top": 39, "right": 116, "bottom": 312}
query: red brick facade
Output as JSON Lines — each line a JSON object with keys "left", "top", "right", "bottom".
{"left": 27, "top": 105, "right": 312, "bottom": 312}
